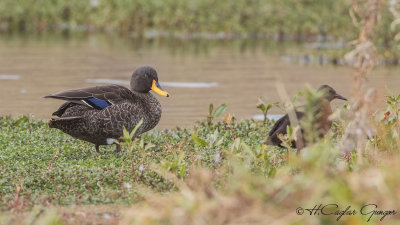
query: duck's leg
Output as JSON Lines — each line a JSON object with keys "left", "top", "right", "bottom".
{"left": 95, "top": 144, "right": 100, "bottom": 153}
{"left": 116, "top": 144, "right": 121, "bottom": 153}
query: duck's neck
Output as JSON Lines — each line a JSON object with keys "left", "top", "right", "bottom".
{"left": 319, "top": 99, "right": 333, "bottom": 115}
{"left": 132, "top": 90, "right": 155, "bottom": 99}
{"left": 131, "top": 90, "right": 162, "bottom": 126}
{"left": 316, "top": 98, "right": 333, "bottom": 133}
{"left": 131, "top": 91, "right": 161, "bottom": 109}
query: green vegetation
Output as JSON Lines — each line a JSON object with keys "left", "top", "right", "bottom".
{"left": 2, "top": 1, "right": 400, "bottom": 224}
{"left": 1, "top": 87, "right": 400, "bottom": 224}
{"left": 0, "top": 0, "right": 395, "bottom": 43}
{"left": 0, "top": 106, "right": 275, "bottom": 207}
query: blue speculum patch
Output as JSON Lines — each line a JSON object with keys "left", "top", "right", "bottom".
{"left": 86, "top": 98, "right": 112, "bottom": 109}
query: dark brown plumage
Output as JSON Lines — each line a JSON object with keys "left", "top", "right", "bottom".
{"left": 266, "top": 85, "right": 347, "bottom": 149}
{"left": 45, "top": 66, "right": 169, "bottom": 153}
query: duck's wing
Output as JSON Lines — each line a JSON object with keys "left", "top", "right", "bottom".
{"left": 268, "top": 114, "right": 290, "bottom": 137}
{"left": 44, "top": 85, "right": 133, "bottom": 110}
{"left": 267, "top": 111, "right": 304, "bottom": 146}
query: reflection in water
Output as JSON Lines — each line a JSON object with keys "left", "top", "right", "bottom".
{"left": 253, "top": 114, "right": 284, "bottom": 121}
{"left": 0, "top": 33, "right": 398, "bottom": 128}
{"left": 0, "top": 75, "right": 20, "bottom": 80}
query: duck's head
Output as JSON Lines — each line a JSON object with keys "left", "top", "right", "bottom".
{"left": 318, "top": 85, "right": 347, "bottom": 102}
{"left": 130, "top": 66, "right": 169, "bottom": 97}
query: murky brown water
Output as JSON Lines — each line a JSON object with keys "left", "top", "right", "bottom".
{"left": 0, "top": 34, "right": 399, "bottom": 129}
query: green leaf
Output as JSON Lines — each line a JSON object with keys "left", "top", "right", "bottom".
{"left": 231, "top": 138, "right": 241, "bottom": 151}
{"left": 123, "top": 127, "right": 130, "bottom": 139}
{"left": 145, "top": 142, "right": 155, "bottom": 150}
{"left": 13, "top": 116, "right": 28, "bottom": 126}
{"left": 179, "top": 164, "right": 186, "bottom": 178}
{"left": 139, "top": 138, "right": 144, "bottom": 149}
{"left": 215, "top": 137, "right": 224, "bottom": 147}
{"left": 213, "top": 103, "right": 227, "bottom": 118}
{"left": 209, "top": 104, "right": 214, "bottom": 115}
{"left": 191, "top": 132, "right": 208, "bottom": 147}
{"left": 286, "top": 125, "right": 293, "bottom": 137}
{"left": 257, "top": 103, "right": 266, "bottom": 112}
{"left": 178, "top": 151, "right": 185, "bottom": 162}
{"left": 268, "top": 167, "right": 276, "bottom": 178}
{"left": 130, "top": 119, "right": 143, "bottom": 139}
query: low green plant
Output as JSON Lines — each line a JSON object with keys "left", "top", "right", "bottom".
{"left": 206, "top": 103, "right": 227, "bottom": 126}
{"left": 3, "top": 90, "right": 400, "bottom": 224}
{"left": 256, "top": 97, "right": 275, "bottom": 124}
{"left": 119, "top": 119, "right": 144, "bottom": 153}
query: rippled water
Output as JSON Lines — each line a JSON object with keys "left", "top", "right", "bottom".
{"left": 0, "top": 34, "right": 399, "bottom": 128}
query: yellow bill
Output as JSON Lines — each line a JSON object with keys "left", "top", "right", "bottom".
{"left": 151, "top": 80, "right": 170, "bottom": 97}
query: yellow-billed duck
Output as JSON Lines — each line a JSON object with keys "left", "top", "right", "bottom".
{"left": 44, "top": 66, "right": 169, "bottom": 153}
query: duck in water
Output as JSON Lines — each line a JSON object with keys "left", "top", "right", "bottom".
{"left": 45, "top": 66, "right": 169, "bottom": 153}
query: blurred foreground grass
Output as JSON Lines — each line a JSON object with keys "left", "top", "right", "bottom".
{"left": 1, "top": 90, "right": 400, "bottom": 224}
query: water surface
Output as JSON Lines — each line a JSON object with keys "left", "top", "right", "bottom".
{"left": 0, "top": 34, "right": 398, "bottom": 128}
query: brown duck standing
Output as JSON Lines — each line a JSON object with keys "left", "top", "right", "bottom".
{"left": 266, "top": 85, "right": 347, "bottom": 149}
{"left": 45, "top": 66, "right": 169, "bottom": 153}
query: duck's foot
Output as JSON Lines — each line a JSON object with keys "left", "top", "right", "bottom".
{"left": 95, "top": 144, "right": 100, "bottom": 153}
{"left": 116, "top": 144, "right": 121, "bottom": 153}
